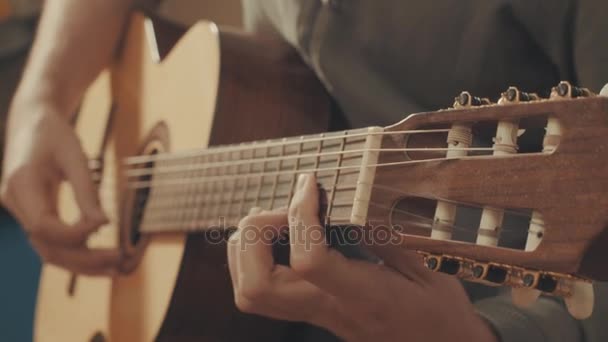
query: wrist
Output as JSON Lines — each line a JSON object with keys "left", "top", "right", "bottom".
{"left": 9, "top": 91, "right": 73, "bottom": 124}
{"left": 11, "top": 70, "right": 81, "bottom": 121}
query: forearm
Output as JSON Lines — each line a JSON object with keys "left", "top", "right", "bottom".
{"left": 11, "top": 0, "right": 137, "bottom": 117}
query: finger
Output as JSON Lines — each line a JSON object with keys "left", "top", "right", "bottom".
{"left": 368, "top": 242, "right": 435, "bottom": 284}
{"left": 8, "top": 170, "right": 95, "bottom": 246}
{"left": 227, "top": 228, "right": 241, "bottom": 289}
{"left": 54, "top": 136, "right": 107, "bottom": 225}
{"left": 248, "top": 207, "right": 263, "bottom": 215}
{"left": 601, "top": 84, "right": 608, "bottom": 97}
{"left": 33, "top": 214, "right": 97, "bottom": 246}
{"left": 288, "top": 174, "right": 405, "bottom": 297}
{"left": 32, "top": 238, "right": 121, "bottom": 276}
{"left": 236, "top": 211, "right": 288, "bottom": 292}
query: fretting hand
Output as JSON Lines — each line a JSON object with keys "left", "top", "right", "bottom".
{"left": 227, "top": 174, "right": 497, "bottom": 342}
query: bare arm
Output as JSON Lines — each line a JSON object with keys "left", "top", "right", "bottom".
{"left": 1, "top": 0, "right": 140, "bottom": 274}
{"left": 13, "top": 0, "right": 135, "bottom": 115}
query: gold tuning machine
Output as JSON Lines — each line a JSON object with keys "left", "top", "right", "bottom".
{"left": 551, "top": 81, "right": 594, "bottom": 99}
{"left": 453, "top": 91, "right": 491, "bottom": 108}
{"left": 498, "top": 86, "right": 539, "bottom": 104}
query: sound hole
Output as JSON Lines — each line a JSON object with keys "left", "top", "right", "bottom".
{"left": 129, "top": 150, "right": 157, "bottom": 246}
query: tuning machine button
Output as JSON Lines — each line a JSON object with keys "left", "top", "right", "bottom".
{"left": 522, "top": 272, "right": 559, "bottom": 293}
{"left": 552, "top": 81, "right": 594, "bottom": 99}
{"left": 472, "top": 263, "right": 509, "bottom": 284}
{"left": 454, "top": 91, "right": 491, "bottom": 108}
{"left": 424, "top": 255, "right": 462, "bottom": 275}
{"left": 499, "top": 87, "right": 539, "bottom": 104}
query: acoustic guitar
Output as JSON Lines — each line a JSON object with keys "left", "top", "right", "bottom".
{"left": 35, "top": 13, "right": 608, "bottom": 342}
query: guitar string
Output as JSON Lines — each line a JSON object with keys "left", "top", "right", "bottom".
{"left": 94, "top": 153, "right": 545, "bottom": 231}
{"left": 122, "top": 128, "right": 452, "bottom": 165}
{"left": 88, "top": 127, "right": 545, "bottom": 233}
{"left": 95, "top": 179, "right": 543, "bottom": 236}
{"left": 99, "top": 177, "right": 535, "bottom": 221}
{"left": 119, "top": 151, "right": 533, "bottom": 190}
{"left": 133, "top": 199, "right": 531, "bottom": 239}
{"left": 123, "top": 146, "right": 495, "bottom": 178}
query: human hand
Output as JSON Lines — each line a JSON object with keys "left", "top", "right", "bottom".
{"left": 1, "top": 103, "right": 121, "bottom": 275}
{"left": 227, "top": 174, "right": 497, "bottom": 342}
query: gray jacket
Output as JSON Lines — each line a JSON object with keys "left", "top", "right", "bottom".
{"left": 242, "top": 1, "right": 608, "bottom": 341}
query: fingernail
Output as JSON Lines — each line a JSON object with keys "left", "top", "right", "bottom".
{"left": 297, "top": 174, "right": 308, "bottom": 189}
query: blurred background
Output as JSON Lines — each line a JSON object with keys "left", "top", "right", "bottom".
{"left": 0, "top": 1, "right": 242, "bottom": 340}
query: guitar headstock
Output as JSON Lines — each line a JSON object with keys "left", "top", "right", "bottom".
{"left": 365, "top": 82, "right": 607, "bottom": 318}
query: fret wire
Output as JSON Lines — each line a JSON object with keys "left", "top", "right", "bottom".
{"left": 225, "top": 150, "right": 239, "bottom": 219}
{"left": 201, "top": 153, "right": 215, "bottom": 222}
{"left": 218, "top": 152, "right": 228, "bottom": 219}
{"left": 315, "top": 133, "right": 325, "bottom": 180}
{"left": 270, "top": 139, "right": 286, "bottom": 209}
{"left": 168, "top": 158, "right": 182, "bottom": 227}
{"left": 190, "top": 156, "right": 205, "bottom": 230}
{"left": 238, "top": 144, "right": 254, "bottom": 217}
{"left": 183, "top": 156, "right": 200, "bottom": 229}
{"left": 326, "top": 131, "right": 348, "bottom": 226}
{"left": 210, "top": 153, "right": 223, "bottom": 219}
{"left": 288, "top": 136, "right": 305, "bottom": 207}
{"left": 254, "top": 143, "right": 270, "bottom": 208}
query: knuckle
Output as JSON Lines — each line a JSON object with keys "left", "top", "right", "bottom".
{"left": 37, "top": 247, "right": 56, "bottom": 263}
{"left": 291, "top": 255, "right": 323, "bottom": 278}
{"left": 29, "top": 217, "right": 47, "bottom": 235}
{"left": 234, "top": 294, "right": 257, "bottom": 314}
{"left": 238, "top": 278, "right": 269, "bottom": 302}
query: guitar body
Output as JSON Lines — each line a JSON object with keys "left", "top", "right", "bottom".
{"left": 35, "top": 14, "right": 331, "bottom": 342}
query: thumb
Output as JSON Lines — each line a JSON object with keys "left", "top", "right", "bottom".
{"left": 55, "top": 134, "right": 107, "bottom": 227}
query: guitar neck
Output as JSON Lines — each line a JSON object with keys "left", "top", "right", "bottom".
{"left": 134, "top": 126, "right": 384, "bottom": 233}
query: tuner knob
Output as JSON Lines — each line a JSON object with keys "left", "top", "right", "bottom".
{"left": 424, "top": 255, "right": 462, "bottom": 275}
{"left": 472, "top": 263, "right": 508, "bottom": 284}
{"left": 551, "top": 81, "right": 593, "bottom": 99}
{"left": 499, "top": 87, "right": 539, "bottom": 104}
{"left": 454, "top": 91, "right": 491, "bottom": 108}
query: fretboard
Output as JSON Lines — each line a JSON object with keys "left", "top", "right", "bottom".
{"left": 133, "top": 127, "right": 383, "bottom": 234}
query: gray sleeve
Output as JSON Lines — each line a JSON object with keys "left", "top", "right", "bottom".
{"left": 475, "top": 282, "right": 608, "bottom": 342}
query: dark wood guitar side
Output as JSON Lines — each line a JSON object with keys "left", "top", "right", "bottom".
{"left": 153, "top": 18, "right": 333, "bottom": 342}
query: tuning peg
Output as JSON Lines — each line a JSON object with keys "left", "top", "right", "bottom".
{"left": 565, "top": 281, "right": 594, "bottom": 319}
{"left": 424, "top": 254, "right": 462, "bottom": 275}
{"left": 499, "top": 87, "right": 539, "bottom": 104}
{"left": 551, "top": 81, "right": 594, "bottom": 99}
{"left": 471, "top": 263, "right": 508, "bottom": 284}
{"left": 454, "top": 91, "right": 491, "bottom": 108}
